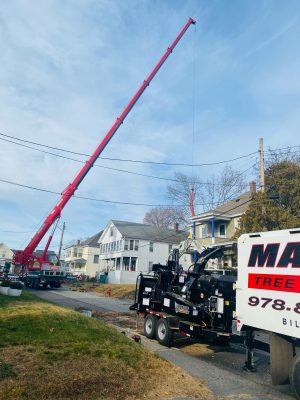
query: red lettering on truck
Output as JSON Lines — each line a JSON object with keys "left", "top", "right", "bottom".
{"left": 248, "top": 273, "right": 300, "bottom": 293}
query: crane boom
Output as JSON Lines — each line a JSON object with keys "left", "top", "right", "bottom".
{"left": 13, "top": 17, "right": 196, "bottom": 269}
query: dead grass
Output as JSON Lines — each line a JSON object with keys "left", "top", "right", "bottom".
{"left": 86, "top": 283, "right": 136, "bottom": 299}
{"left": 0, "top": 292, "right": 212, "bottom": 400}
{"left": 179, "top": 342, "right": 216, "bottom": 357}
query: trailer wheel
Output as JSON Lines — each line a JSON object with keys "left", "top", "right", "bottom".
{"left": 144, "top": 314, "right": 157, "bottom": 339}
{"left": 290, "top": 354, "right": 300, "bottom": 400}
{"left": 156, "top": 318, "right": 173, "bottom": 347}
{"left": 270, "top": 334, "right": 293, "bottom": 385}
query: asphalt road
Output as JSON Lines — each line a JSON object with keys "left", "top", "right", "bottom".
{"left": 30, "top": 288, "right": 295, "bottom": 400}
{"left": 30, "top": 287, "right": 132, "bottom": 312}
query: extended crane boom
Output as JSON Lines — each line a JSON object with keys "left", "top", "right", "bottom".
{"left": 13, "top": 17, "right": 196, "bottom": 270}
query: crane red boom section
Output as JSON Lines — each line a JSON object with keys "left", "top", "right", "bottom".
{"left": 14, "top": 17, "right": 196, "bottom": 268}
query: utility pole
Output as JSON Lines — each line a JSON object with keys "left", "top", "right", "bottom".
{"left": 57, "top": 222, "right": 65, "bottom": 263}
{"left": 259, "top": 138, "right": 265, "bottom": 193}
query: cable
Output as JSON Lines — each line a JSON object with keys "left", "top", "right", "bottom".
{"left": 265, "top": 145, "right": 300, "bottom": 153}
{"left": 0, "top": 230, "right": 31, "bottom": 234}
{"left": 0, "top": 131, "right": 257, "bottom": 167}
{"left": 0, "top": 135, "right": 254, "bottom": 187}
{"left": 0, "top": 177, "right": 244, "bottom": 208}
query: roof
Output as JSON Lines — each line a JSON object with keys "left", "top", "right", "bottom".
{"left": 64, "top": 230, "right": 103, "bottom": 249}
{"left": 111, "top": 220, "right": 187, "bottom": 244}
{"left": 34, "top": 250, "right": 56, "bottom": 256}
{"left": 80, "top": 230, "right": 103, "bottom": 247}
{"left": 192, "top": 192, "right": 253, "bottom": 221}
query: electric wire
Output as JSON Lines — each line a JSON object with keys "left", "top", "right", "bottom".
{"left": 0, "top": 135, "right": 254, "bottom": 187}
{"left": 0, "top": 168, "right": 255, "bottom": 208}
{"left": 0, "top": 131, "right": 258, "bottom": 167}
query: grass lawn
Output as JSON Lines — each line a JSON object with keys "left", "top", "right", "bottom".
{"left": 0, "top": 292, "right": 211, "bottom": 400}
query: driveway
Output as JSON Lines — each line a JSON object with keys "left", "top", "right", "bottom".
{"left": 29, "top": 287, "right": 131, "bottom": 312}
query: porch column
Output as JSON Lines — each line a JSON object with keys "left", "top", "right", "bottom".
{"left": 193, "top": 221, "right": 197, "bottom": 264}
{"left": 211, "top": 218, "right": 215, "bottom": 244}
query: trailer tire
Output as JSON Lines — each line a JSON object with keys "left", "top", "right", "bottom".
{"left": 156, "top": 318, "right": 173, "bottom": 347}
{"left": 270, "top": 334, "right": 293, "bottom": 385}
{"left": 144, "top": 314, "right": 157, "bottom": 339}
{"left": 290, "top": 354, "right": 300, "bottom": 400}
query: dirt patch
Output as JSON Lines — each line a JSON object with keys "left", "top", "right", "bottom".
{"left": 90, "top": 310, "right": 143, "bottom": 330}
{"left": 66, "top": 283, "right": 136, "bottom": 300}
{"left": 179, "top": 342, "right": 216, "bottom": 357}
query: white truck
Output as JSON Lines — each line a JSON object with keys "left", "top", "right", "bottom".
{"left": 236, "top": 229, "right": 300, "bottom": 398}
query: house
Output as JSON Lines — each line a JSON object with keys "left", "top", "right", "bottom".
{"left": 98, "top": 220, "right": 188, "bottom": 284}
{"left": 189, "top": 182, "right": 256, "bottom": 269}
{"left": 0, "top": 243, "right": 14, "bottom": 265}
{"left": 64, "top": 231, "right": 103, "bottom": 277}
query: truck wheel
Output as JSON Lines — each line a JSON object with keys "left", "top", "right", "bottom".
{"left": 270, "top": 334, "right": 293, "bottom": 385}
{"left": 290, "top": 354, "right": 300, "bottom": 400}
{"left": 156, "top": 318, "right": 173, "bottom": 347}
{"left": 144, "top": 314, "right": 157, "bottom": 339}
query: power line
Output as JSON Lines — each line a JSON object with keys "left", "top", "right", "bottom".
{"left": 0, "top": 134, "right": 254, "bottom": 187}
{"left": 0, "top": 177, "right": 247, "bottom": 208}
{"left": 0, "top": 131, "right": 257, "bottom": 167}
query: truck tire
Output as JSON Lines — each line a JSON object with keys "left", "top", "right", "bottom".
{"left": 156, "top": 318, "right": 173, "bottom": 347}
{"left": 290, "top": 354, "right": 300, "bottom": 400}
{"left": 144, "top": 314, "right": 157, "bottom": 339}
{"left": 270, "top": 334, "right": 293, "bottom": 385}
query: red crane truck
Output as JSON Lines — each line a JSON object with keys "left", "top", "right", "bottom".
{"left": 12, "top": 18, "right": 196, "bottom": 288}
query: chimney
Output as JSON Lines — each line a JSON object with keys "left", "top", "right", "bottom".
{"left": 174, "top": 222, "right": 179, "bottom": 232}
{"left": 77, "top": 240, "right": 80, "bottom": 245}
{"left": 249, "top": 181, "right": 256, "bottom": 194}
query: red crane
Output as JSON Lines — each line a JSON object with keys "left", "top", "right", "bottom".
{"left": 13, "top": 17, "right": 196, "bottom": 271}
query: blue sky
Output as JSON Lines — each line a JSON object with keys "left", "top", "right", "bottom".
{"left": 0, "top": 0, "right": 299, "bottom": 251}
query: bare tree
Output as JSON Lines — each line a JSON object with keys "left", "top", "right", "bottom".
{"left": 143, "top": 206, "right": 185, "bottom": 228}
{"left": 203, "top": 165, "right": 248, "bottom": 210}
{"left": 166, "top": 172, "right": 201, "bottom": 224}
{"left": 167, "top": 166, "right": 248, "bottom": 220}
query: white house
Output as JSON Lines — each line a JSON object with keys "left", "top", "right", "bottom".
{"left": 98, "top": 220, "right": 188, "bottom": 284}
{"left": 64, "top": 231, "right": 103, "bottom": 277}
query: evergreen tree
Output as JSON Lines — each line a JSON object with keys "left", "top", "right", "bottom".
{"left": 237, "top": 161, "right": 300, "bottom": 235}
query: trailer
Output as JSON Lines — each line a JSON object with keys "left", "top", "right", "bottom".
{"left": 130, "top": 229, "right": 300, "bottom": 399}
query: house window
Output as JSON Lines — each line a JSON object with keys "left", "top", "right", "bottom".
{"left": 201, "top": 225, "right": 207, "bottom": 238}
{"left": 123, "top": 257, "right": 130, "bottom": 271}
{"left": 73, "top": 248, "right": 78, "bottom": 257}
{"left": 93, "top": 255, "right": 99, "bottom": 264}
{"left": 149, "top": 242, "right": 154, "bottom": 252}
{"left": 168, "top": 244, "right": 172, "bottom": 253}
{"left": 130, "top": 257, "right": 137, "bottom": 271}
{"left": 116, "top": 257, "right": 121, "bottom": 270}
{"left": 219, "top": 224, "right": 226, "bottom": 237}
{"left": 124, "top": 239, "right": 129, "bottom": 251}
{"left": 110, "top": 227, "right": 114, "bottom": 236}
{"left": 148, "top": 261, "right": 153, "bottom": 272}
{"left": 129, "top": 240, "right": 134, "bottom": 251}
{"left": 134, "top": 240, "right": 139, "bottom": 251}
